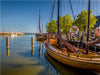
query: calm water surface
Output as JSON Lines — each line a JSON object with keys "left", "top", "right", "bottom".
{"left": 0, "top": 34, "right": 98, "bottom": 75}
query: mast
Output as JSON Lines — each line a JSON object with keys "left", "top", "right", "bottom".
{"left": 39, "top": 8, "right": 42, "bottom": 34}
{"left": 42, "top": 19, "right": 43, "bottom": 33}
{"left": 57, "top": 0, "right": 60, "bottom": 43}
{"left": 86, "top": 0, "right": 91, "bottom": 54}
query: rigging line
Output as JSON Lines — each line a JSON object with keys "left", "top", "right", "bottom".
{"left": 93, "top": 0, "right": 95, "bottom": 16}
{"left": 64, "top": 0, "right": 67, "bottom": 15}
{"left": 81, "top": 0, "right": 84, "bottom": 25}
{"left": 82, "top": 0, "right": 84, "bottom": 11}
{"left": 74, "top": 0, "right": 80, "bottom": 16}
{"left": 49, "top": 0, "right": 55, "bottom": 23}
{"left": 60, "top": 0, "right": 62, "bottom": 16}
{"left": 96, "top": 0, "right": 99, "bottom": 26}
{"left": 69, "top": 0, "right": 75, "bottom": 21}
{"left": 66, "top": 0, "right": 70, "bottom": 15}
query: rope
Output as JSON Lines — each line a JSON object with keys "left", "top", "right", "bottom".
{"left": 64, "top": 0, "right": 67, "bottom": 15}
{"left": 82, "top": 0, "right": 84, "bottom": 11}
{"left": 96, "top": 0, "right": 99, "bottom": 26}
{"left": 49, "top": 0, "right": 55, "bottom": 23}
{"left": 69, "top": 0, "right": 75, "bottom": 20}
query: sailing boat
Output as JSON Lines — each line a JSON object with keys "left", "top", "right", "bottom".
{"left": 45, "top": 0, "right": 100, "bottom": 73}
{"left": 36, "top": 9, "right": 46, "bottom": 41}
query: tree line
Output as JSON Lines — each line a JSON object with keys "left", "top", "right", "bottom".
{"left": 46, "top": 10, "right": 97, "bottom": 34}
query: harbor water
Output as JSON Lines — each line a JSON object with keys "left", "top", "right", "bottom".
{"left": 0, "top": 34, "right": 98, "bottom": 75}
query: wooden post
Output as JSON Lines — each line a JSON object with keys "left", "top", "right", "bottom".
{"left": 57, "top": 0, "right": 60, "bottom": 44}
{"left": 31, "top": 37, "right": 34, "bottom": 55}
{"left": 32, "top": 37, "right": 34, "bottom": 47}
{"left": 86, "top": 0, "right": 91, "bottom": 54}
{"left": 6, "top": 37, "right": 9, "bottom": 56}
{"left": 6, "top": 37, "right": 9, "bottom": 48}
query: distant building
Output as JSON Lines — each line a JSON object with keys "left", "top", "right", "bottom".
{"left": 95, "top": 16, "right": 100, "bottom": 28}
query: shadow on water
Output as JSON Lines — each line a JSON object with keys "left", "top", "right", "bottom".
{"left": 17, "top": 43, "right": 43, "bottom": 58}
{"left": 37, "top": 52, "right": 98, "bottom": 75}
{"left": 17, "top": 43, "right": 45, "bottom": 65}
{"left": 1, "top": 63, "right": 23, "bottom": 68}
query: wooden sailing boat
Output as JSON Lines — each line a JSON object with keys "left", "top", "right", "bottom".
{"left": 36, "top": 9, "right": 46, "bottom": 41}
{"left": 45, "top": 0, "right": 100, "bottom": 73}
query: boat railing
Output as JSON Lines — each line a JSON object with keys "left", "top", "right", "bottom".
{"left": 46, "top": 42, "right": 100, "bottom": 62}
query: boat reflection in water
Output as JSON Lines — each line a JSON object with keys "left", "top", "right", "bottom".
{"left": 31, "top": 44, "right": 34, "bottom": 55}
{"left": 45, "top": 53, "right": 97, "bottom": 75}
{"left": 38, "top": 43, "right": 44, "bottom": 64}
{"left": 6, "top": 46, "right": 10, "bottom": 56}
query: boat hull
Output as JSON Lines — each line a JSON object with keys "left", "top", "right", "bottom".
{"left": 45, "top": 44, "right": 100, "bottom": 73}
{"left": 36, "top": 34, "right": 46, "bottom": 41}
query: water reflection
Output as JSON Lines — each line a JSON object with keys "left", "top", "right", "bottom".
{"left": 39, "top": 44, "right": 42, "bottom": 58}
{"left": 31, "top": 45, "right": 34, "bottom": 55}
{"left": 0, "top": 34, "right": 98, "bottom": 75}
{"left": 46, "top": 59, "right": 50, "bottom": 75}
{"left": 6, "top": 47, "right": 10, "bottom": 56}
{"left": 45, "top": 53, "right": 97, "bottom": 75}
{"left": 38, "top": 43, "right": 43, "bottom": 64}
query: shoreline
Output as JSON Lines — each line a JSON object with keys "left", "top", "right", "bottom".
{"left": 0, "top": 32, "right": 24, "bottom": 35}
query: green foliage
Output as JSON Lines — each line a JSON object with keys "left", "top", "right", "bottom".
{"left": 62, "top": 14, "right": 73, "bottom": 33}
{"left": 46, "top": 10, "right": 97, "bottom": 33}
{"left": 56, "top": 15, "right": 63, "bottom": 31}
{"left": 46, "top": 14, "right": 73, "bottom": 33}
{"left": 74, "top": 10, "right": 97, "bottom": 31}
{"left": 46, "top": 20, "right": 57, "bottom": 33}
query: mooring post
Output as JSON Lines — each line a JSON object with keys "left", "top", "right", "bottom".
{"left": 6, "top": 37, "right": 9, "bottom": 48}
{"left": 32, "top": 37, "right": 34, "bottom": 47}
{"left": 31, "top": 37, "right": 34, "bottom": 55}
{"left": 6, "top": 37, "right": 9, "bottom": 56}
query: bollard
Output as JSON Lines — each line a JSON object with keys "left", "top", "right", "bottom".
{"left": 32, "top": 37, "right": 34, "bottom": 47}
{"left": 6, "top": 37, "right": 9, "bottom": 48}
{"left": 31, "top": 37, "right": 34, "bottom": 55}
{"left": 6, "top": 37, "right": 9, "bottom": 56}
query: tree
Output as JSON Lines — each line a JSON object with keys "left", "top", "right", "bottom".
{"left": 46, "top": 20, "right": 57, "bottom": 33}
{"left": 74, "top": 10, "right": 97, "bottom": 32}
{"left": 62, "top": 14, "right": 73, "bottom": 33}
{"left": 56, "top": 15, "right": 63, "bottom": 32}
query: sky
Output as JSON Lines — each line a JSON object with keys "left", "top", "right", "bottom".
{"left": 1, "top": 0, "right": 100, "bottom": 33}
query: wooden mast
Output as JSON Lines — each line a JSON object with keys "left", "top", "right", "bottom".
{"left": 86, "top": 0, "right": 91, "bottom": 54}
{"left": 39, "top": 8, "right": 42, "bottom": 34}
{"left": 57, "top": 0, "right": 60, "bottom": 43}
{"left": 41, "top": 19, "right": 43, "bottom": 34}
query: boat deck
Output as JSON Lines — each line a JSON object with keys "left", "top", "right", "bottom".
{"left": 46, "top": 43, "right": 100, "bottom": 63}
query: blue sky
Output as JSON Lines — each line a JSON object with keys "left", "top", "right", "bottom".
{"left": 1, "top": 0, "right": 100, "bottom": 33}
